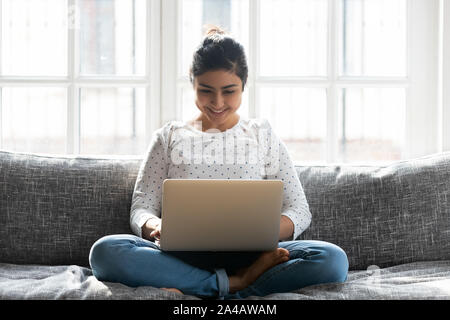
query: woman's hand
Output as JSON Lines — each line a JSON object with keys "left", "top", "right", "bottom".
{"left": 150, "top": 223, "right": 162, "bottom": 245}
{"left": 279, "top": 216, "right": 294, "bottom": 241}
{"left": 141, "top": 217, "right": 162, "bottom": 245}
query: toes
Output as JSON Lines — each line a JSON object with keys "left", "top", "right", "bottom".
{"left": 161, "top": 287, "right": 183, "bottom": 294}
{"left": 277, "top": 248, "right": 290, "bottom": 257}
{"left": 276, "top": 248, "right": 290, "bottom": 262}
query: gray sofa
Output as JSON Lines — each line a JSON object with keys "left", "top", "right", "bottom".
{"left": 1, "top": 149, "right": 449, "bottom": 300}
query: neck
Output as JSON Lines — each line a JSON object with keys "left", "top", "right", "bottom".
{"left": 194, "top": 114, "right": 240, "bottom": 132}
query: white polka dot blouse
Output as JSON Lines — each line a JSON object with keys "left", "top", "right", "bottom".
{"left": 130, "top": 117, "right": 312, "bottom": 241}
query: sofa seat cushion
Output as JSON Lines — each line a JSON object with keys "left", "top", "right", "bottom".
{"left": 1, "top": 261, "right": 449, "bottom": 300}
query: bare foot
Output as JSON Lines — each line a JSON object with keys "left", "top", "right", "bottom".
{"left": 161, "top": 287, "right": 184, "bottom": 295}
{"left": 228, "top": 248, "right": 290, "bottom": 293}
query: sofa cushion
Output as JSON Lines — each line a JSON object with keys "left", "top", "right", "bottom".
{"left": 296, "top": 152, "right": 450, "bottom": 270}
{"left": 0, "top": 150, "right": 141, "bottom": 267}
{"left": 1, "top": 261, "right": 449, "bottom": 299}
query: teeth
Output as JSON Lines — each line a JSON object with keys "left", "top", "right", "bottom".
{"left": 210, "top": 108, "right": 226, "bottom": 113}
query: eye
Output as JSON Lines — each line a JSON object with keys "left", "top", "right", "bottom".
{"left": 223, "top": 90, "right": 235, "bottom": 94}
{"left": 199, "top": 89, "right": 211, "bottom": 93}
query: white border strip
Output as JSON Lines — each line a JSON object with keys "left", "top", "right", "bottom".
{"left": 148, "top": 0, "right": 161, "bottom": 142}
{"left": 0, "top": 0, "right": 3, "bottom": 149}
{"left": 326, "top": 0, "right": 338, "bottom": 163}
{"left": 160, "top": 0, "right": 178, "bottom": 125}
{"left": 67, "top": 0, "right": 76, "bottom": 154}
{"left": 442, "top": 0, "right": 450, "bottom": 151}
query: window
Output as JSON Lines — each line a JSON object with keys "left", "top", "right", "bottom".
{"left": 179, "top": 0, "right": 250, "bottom": 123}
{"left": 337, "top": 0, "right": 408, "bottom": 164}
{"left": 171, "top": 0, "right": 442, "bottom": 165}
{"left": 0, "top": 0, "right": 446, "bottom": 165}
{"left": 0, "top": 0, "right": 150, "bottom": 155}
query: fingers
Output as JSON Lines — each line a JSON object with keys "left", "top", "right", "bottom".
{"left": 150, "top": 230, "right": 161, "bottom": 240}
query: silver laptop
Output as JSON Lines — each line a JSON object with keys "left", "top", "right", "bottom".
{"left": 160, "top": 179, "right": 283, "bottom": 252}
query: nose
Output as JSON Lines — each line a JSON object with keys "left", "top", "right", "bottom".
{"left": 210, "top": 92, "right": 225, "bottom": 109}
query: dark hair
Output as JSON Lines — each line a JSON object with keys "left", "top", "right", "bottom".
{"left": 189, "top": 26, "right": 248, "bottom": 91}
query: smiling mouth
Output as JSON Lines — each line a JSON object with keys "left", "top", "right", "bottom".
{"left": 208, "top": 107, "right": 228, "bottom": 116}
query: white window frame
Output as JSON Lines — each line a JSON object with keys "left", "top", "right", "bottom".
{"left": 440, "top": 0, "right": 450, "bottom": 152}
{"left": 408, "top": 0, "right": 440, "bottom": 160}
{"left": 161, "top": 0, "right": 445, "bottom": 165}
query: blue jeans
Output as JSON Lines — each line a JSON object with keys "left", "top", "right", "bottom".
{"left": 89, "top": 234, "right": 349, "bottom": 299}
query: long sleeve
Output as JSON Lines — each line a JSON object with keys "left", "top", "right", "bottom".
{"left": 130, "top": 125, "right": 169, "bottom": 238}
{"left": 261, "top": 119, "right": 312, "bottom": 241}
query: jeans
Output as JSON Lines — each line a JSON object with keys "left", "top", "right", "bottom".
{"left": 89, "top": 234, "right": 349, "bottom": 299}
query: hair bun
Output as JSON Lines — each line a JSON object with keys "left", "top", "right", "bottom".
{"left": 204, "top": 25, "right": 226, "bottom": 36}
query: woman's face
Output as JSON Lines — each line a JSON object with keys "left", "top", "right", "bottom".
{"left": 193, "top": 69, "right": 243, "bottom": 132}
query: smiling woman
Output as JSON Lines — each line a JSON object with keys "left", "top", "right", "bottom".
{"left": 188, "top": 27, "right": 248, "bottom": 132}
{"left": 89, "top": 26, "right": 349, "bottom": 300}
{"left": 191, "top": 70, "right": 243, "bottom": 132}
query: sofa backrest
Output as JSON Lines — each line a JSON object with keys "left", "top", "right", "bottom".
{"left": 296, "top": 152, "right": 450, "bottom": 270}
{"left": 1, "top": 150, "right": 449, "bottom": 270}
{"left": 0, "top": 150, "right": 140, "bottom": 267}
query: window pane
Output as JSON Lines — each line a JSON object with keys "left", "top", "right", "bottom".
{"left": 339, "top": 0, "right": 407, "bottom": 77}
{"left": 337, "top": 88, "right": 406, "bottom": 163}
{"left": 180, "top": 0, "right": 249, "bottom": 78}
{"left": 260, "top": 0, "right": 328, "bottom": 77}
{"left": 180, "top": 86, "right": 249, "bottom": 123}
{"left": 259, "top": 88, "right": 327, "bottom": 164}
{"left": 78, "top": 0, "right": 146, "bottom": 76}
{"left": 80, "top": 87, "right": 146, "bottom": 155}
{"left": 1, "top": 87, "right": 67, "bottom": 153}
{"left": 1, "top": 0, "right": 67, "bottom": 76}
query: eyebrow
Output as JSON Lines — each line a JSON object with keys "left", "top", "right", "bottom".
{"left": 198, "top": 83, "right": 239, "bottom": 89}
